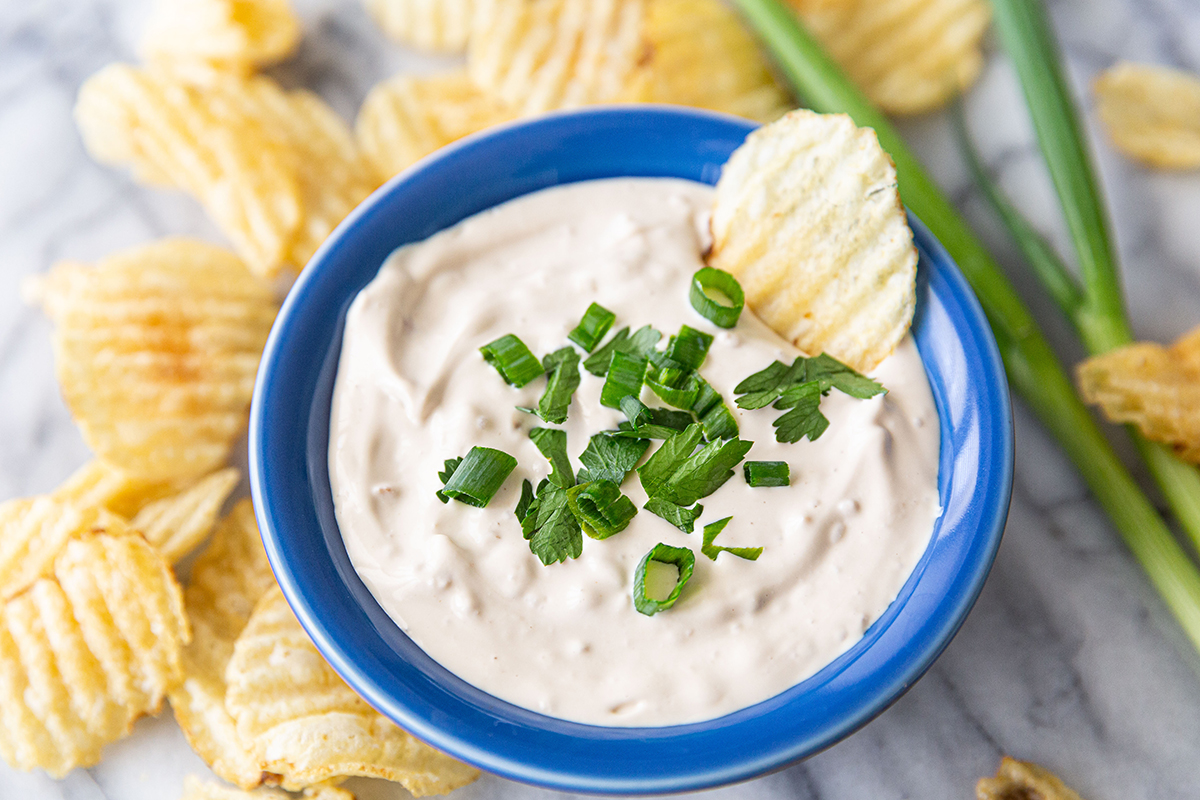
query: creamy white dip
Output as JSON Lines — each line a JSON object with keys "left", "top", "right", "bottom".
{"left": 329, "top": 178, "right": 941, "bottom": 727}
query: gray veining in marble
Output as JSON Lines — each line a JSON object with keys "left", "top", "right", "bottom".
{"left": 3, "top": 0, "right": 1200, "bottom": 797}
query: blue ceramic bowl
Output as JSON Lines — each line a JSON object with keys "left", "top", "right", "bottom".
{"left": 249, "top": 106, "right": 1013, "bottom": 795}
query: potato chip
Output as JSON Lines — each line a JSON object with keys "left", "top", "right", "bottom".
{"left": 0, "top": 498, "right": 129, "bottom": 602}
{"left": 787, "top": 0, "right": 991, "bottom": 115}
{"left": 141, "top": 0, "right": 302, "bottom": 83}
{"left": 468, "top": 0, "right": 647, "bottom": 115}
{"left": 709, "top": 109, "right": 917, "bottom": 372}
{"left": 0, "top": 532, "right": 188, "bottom": 776}
{"left": 76, "top": 65, "right": 303, "bottom": 275}
{"left": 1077, "top": 325, "right": 1200, "bottom": 463}
{"left": 364, "top": 0, "right": 477, "bottom": 52}
{"left": 51, "top": 460, "right": 181, "bottom": 519}
{"left": 131, "top": 467, "right": 240, "bottom": 563}
{"left": 225, "top": 587, "right": 479, "bottom": 794}
{"left": 977, "top": 757, "right": 1085, "bottom": 800}
{"left": 180, "top": 774, "right": 354, "bottom": 800}
{"left": 356, "top": 70, "right": 515, "bottom": 181}
{"left": 1094, "top": 61, "right": 1200, "bottom": 170}
{"left": 228, "top": 79, "right": 382, "bottom": 266}
{"left": 640, "top": 0, "right": 792, "bottom": 123}
{"left": 169, "top": 499, "right": 278, "bottom": 789}
{"left": 36, "top": 239, "right": 276, "bottom": 482}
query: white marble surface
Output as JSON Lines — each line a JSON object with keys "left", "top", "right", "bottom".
{"left": 3, "top": 0, "right": 1200, "bottom": 798}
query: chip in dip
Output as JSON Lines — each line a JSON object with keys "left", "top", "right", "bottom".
{"left": 328, "top": 178, "right": 941, "bottom": 726}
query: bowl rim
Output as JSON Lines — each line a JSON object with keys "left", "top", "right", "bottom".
{"left": 250, "top": 105, "right": 1014, "bottom": 795}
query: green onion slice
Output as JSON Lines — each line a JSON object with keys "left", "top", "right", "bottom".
{"left": 620, "top": 395, "right": 653, "bottom": 429}
{"left": 743, "top": 461, "right": 790, "bottom": 487}
{"left": 568, "top": 302, "right": 617, "bottom": 353}
{"left": 479, "top": 334, "right": 544, "bottom": 388}
{"left": 583, "top": 327, "right": 630, "bottom": 376}
{"left": 530, "top": 427, "right": 575, "bottom": 489}
{"left": 537, "top": 346, "right": 581, "bottom": 424}
{"left": 600, "top": 350, "right": 648, "bottom": 409}
{"left": 438, "top": 447, "right": 517, "bottom": 508}
{"left": 633, "top": 543, "right": 696, "bottom": 616}
{"left": 645, "top": 352, "right": 702, "bottom": 409}
{"left": 665, "top": 325, "right": 714, "bottom": 371}
{"left": 689, "top": 267, "right": 744, "bottom": 328}
{"left": 567, "top": 480, "right": 638, "bottom": 540}
{"left": 701, "top": 516, "right": 762, "bottom": 562}
{"left": 700, "top": 402, "right": 739, "bottom": 441}
{"left": 644, "top": 497, "right": 704, "bottom": 533}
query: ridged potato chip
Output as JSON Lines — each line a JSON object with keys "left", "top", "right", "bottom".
{"left": 141, "top": 0, "right": 302, "bottom": 83}
{"left": 356, "top": 70, "right": 515, "bottom": 181}
{"left": 468, "top": 0, "right": 788, "bottom": 121}
{"left": 468, "top": 0, "right": 647, "bottom": 115}
{"left": 709, "top": 110, "right": 917, "bottom": 372}
{"left": 181, "top": 775, "right": 354, "bottom": 800}
{"left": 1094, "top": 61, "right": 1200, "bottom": 170}
{"left": 225, "top": 587, "right": 479, "bottom": 795}
{"left": 170, "top": 499, "right": 278, "bottom": 789}
{"left": 788, "top": 0, "right": 990, "bottom": 115}
{"left": 76, "top": 65, "right": 302, "bottom": 274}
{"left": 0, "top": 532, "right": 188, "bottom": 776}
{"left": 1078, "top": 325, "right": 1200, "bottom": 463}
{"left": 131, "top": 467, "right": 240, "bottom": 563}
{"left": 51, "top": 460, "right": 181, "bottom": 519}
{"left": 0, "top": 499, "right": 130, "bottom": 602}
{"left": 640, "top": 0, "right": 792, "bottom": 122}
{"left": 977, "top": 757, "right": 1085, "bottom": 800}
{"left": 364, "top": 0, "right": 477, "bottom": 52}
{"left": 36, "top": 239, "right": 276, "bottom": 482}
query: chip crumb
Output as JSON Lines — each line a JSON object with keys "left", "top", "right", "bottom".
{"left": 1094, "top": 61, "right": 1200, "bottom": 170}
{"left": 977, "top": 756, "right": 1087, "bottom": 800}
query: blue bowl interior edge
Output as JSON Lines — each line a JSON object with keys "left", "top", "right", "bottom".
{"left": 249, "top": 106, "right": 1014, "bottom": 795}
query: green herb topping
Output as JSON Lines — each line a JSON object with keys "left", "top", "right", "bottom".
{"left": 664, "top": 325, "right": 714, "bottom": 370}
{"left": 689, "top": 267, "right": 744, "bottom": 328}
{"left": 518, "top": 478, "right": 582, "bottom": 565}
{"left": 567, "top": 480, "right": 638, "bottom": 540}
{"left": 633, "top": 543, "right": 695, "bottom": 616}
{"left": 743, "top": 460, "right": 790, "bottom": 487}
{"left": 577, "top": 432, "right": 649, "bottom": 484}
{"left": 645, "top": 351, "right": 703, "bottom": 409}
{"left": 535, "top": 346, "right": 581, "bottom": 424}
{"left": 479, "top": 334, "right": 544, "bottom": 388}
{"left": 600, "top": 350, "right": 648, "bottom": 409}
{"left": 637, "top": 424, "right": 753, "bottom": 530}
{"left": 435, "top": 457, "right": 463, "bottom": 504}
{"left": 529, "top": 427, "right": 575, "bottom": 488}
{"left": 583, "top": 325, "right": 662, "bottom": 377}
{"left": 436, "top": 447, "right": 517, "bottom": 508}
{"left": 734, "top": 353, "right": 885, "bottom": 443}
{"left": 700, "top": 516, "right": 762, "bottom": 562}
{"left": 567, "top": 302, "right": 617, "bottom": 353}
{"left": 643, "top": 497, "right": 704, "bottom": 533}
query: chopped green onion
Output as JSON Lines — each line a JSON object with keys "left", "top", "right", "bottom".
{"left": 529, "top": 427, "right": 575, "bottom": 489}
{"left": 435, "top": 456, "right": 464, "bottom": 504}
{"left": 578, "top": 432, "right": 648, "bottom": 485}
{"left": 700, "top": 402, "right": 739, "bottom": 441}
{"left": 438, "top": 447, "right": 517, "bottom": 508}
{"left": 620, "top": 395, "right": 653, "bottom": 429}
{"left": 645, "top": 352, "right": 702, "bottom": 409}
{"left": 625, "top": 325, "right": 664, "bottom": 357}
{"left": 744, "top": 461, "right": 790, "bottom": 487}
{"left": 701, "top": 516, "right": 762, "bottom": 562}
{"left": 600, "top": 350, "right": 648, "bottom": 409}
{"left": 568, "top": 302, "right": 617, "bottom": 352}
{"left": 583, "top": 327, "right": 631, "bottom": 376}
{"left": 644, "top": 497, "right": 704, "bottom": 533}
{"left": 537, "top": 346, "right": 581, "bottom": 424}
{"left": 665, "top": 325, "right": 714, "bottom": 370}
{"left": 479, "top": 334, "right": 544, "bottom": 388}
{"left": 567, "top": 480, "right": 638, "bottom": 539}
{"left": 689, "top": 267, "right": 744, "bottom": 328}
{"left": 633, "top": 543, "right": 695, "bottom": 616}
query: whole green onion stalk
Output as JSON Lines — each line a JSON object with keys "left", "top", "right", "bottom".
{"left": 983, "top": 0, "right": 1200, "bottom": 556}
{"left": 729, "top": 0, "right": 1200, "bottom": 652}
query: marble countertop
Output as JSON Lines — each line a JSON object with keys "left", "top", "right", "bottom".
{"left": 3, "top": 0, "right": 1200, "bottom": 798}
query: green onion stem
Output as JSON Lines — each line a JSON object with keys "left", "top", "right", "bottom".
{"left": 987, "top": 0, "right": 1200, "bottom": 555}
{"left": 731, "top": 0, "right": 1200, "bottom": 652}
